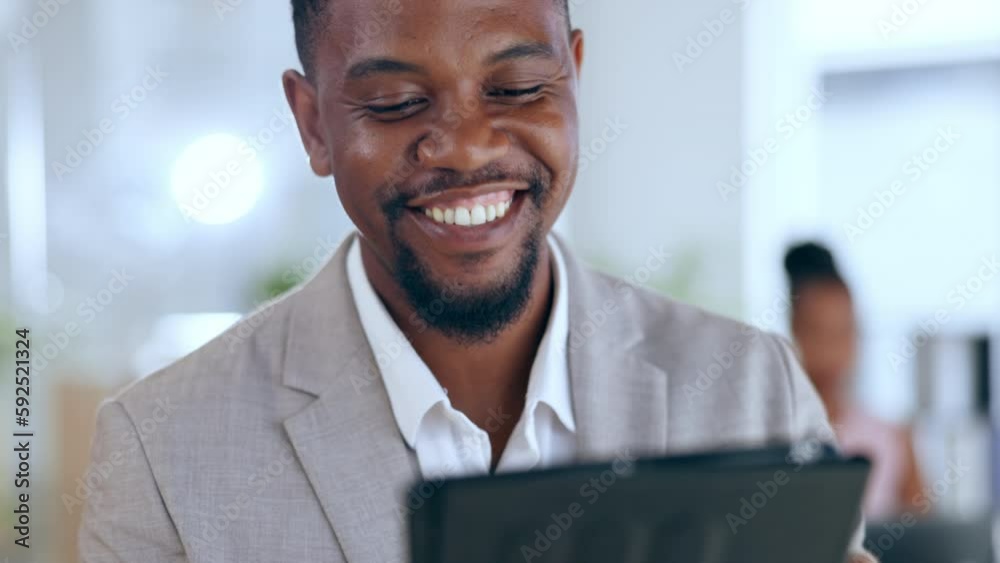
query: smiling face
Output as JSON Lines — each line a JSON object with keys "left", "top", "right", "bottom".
{"left": 284, "top": 0, "right": 583, "bottom": 342}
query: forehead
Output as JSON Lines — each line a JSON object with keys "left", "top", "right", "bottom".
{"left": 315, "top": 0, "right": 568, "bottom": 80}
{"left": 798, "top": 283, "right": 852, "bottom": 314}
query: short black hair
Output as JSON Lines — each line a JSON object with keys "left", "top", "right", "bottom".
{"left": 783, "top": 241, "right": 849, "bottom": 299}
{"left": 291, "top": 0, "right": 571, "bottom": 77}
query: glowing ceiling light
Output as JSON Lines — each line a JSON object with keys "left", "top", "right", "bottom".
{"left": 170, "top": 133, "right": 264, "bottom": 225}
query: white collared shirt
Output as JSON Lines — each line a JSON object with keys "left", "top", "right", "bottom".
{"left": 346, "top": 235, "right": 576, "bottom": 479}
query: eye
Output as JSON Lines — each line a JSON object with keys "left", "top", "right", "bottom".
{"left": 365, "top": 97, "right": 428, "bottom": 121}
{"left": 488, "top": 84, "right": 544, "bottom": 100}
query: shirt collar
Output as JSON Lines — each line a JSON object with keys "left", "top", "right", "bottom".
{"left": 346, "top": 238, "right": 446, "bottom": 448}
{"left": 525, "top": 236, "right": 575, "bottom": 432}
{"left": 345, "top": 234, "right": 575, "bottom": 447}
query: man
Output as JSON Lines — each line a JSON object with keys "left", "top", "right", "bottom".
{"left": 79, "top": 0, "right": 874, "bottom": 561}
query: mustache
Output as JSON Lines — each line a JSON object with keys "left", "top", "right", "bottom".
{"left": 379, "top": 162, "right": 548, "bottom": 220}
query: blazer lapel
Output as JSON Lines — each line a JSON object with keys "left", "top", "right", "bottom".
{"left": 277, "top": 232, "right": 670, "bottom": 563}
{"left": 554, "top": 235, "right": 669, "bottom": 462}
{"left": 281, "top": 232, "right": 420, "bottom": 563}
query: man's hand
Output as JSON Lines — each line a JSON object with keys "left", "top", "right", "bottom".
{"left": 848, "top": 551, "right": 878, "bottom": 563}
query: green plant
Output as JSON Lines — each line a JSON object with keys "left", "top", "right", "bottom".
{"left": 247, "top": 265, "right": 308, "bottom": 311}
{"left": 588, "top": 245, "right": 703, "bottom": 302}
{"left": 586, "top": 244, "right": 741, "bottom": 319}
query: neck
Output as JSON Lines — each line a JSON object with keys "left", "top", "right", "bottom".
{"left": 359, "top": 238, "right": 555, "bottom": 437}
{"left": 818, "top": 388, "right": 846, "bottom": 424}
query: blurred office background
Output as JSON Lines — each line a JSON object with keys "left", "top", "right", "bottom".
{"left": 1, "top": 0, "right": 999, "bottom": 561}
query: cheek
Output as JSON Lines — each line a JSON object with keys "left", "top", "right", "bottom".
{"left": 330, "top": 123, "right": 412, "bottom": 232}
{"left": 333, "top": 120, "right": 400, "bottom": 184}
{"left": 508, "top": 101, "right": 579, "bottom": 195}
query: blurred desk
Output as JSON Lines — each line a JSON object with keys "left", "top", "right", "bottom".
{"left": 57, "top": 379, "right": 126, "bottom": 563}
{"left": 865, "top": 517, "right": 994, "bottom": 563}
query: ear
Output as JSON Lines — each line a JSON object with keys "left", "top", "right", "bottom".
{"left": 570, "top": 29, "right": 584, "bottom": 81}
{"left": 282, "top": 69, "right": 332, "bottom": 177}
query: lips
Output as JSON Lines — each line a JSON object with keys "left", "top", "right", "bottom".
{"left": 419, "top": 190, "right": 514, "bottom": 226}
{"left": 403, "top": 187, "right": 527, "bottom": 254}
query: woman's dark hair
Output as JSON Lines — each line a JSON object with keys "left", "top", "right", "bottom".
{"left": 783, "top": 241, "right": 848, "bottom": 299}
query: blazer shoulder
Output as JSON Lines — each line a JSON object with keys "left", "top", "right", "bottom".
{"left": 581, "top": 266, "right": 767, "bottom": 342}
{"left": 111, "top": 283, "right": 303, "bottom": 415}
{"left": 577, "top": 267, "right": 827, "bottom": 450}
{"left": 580, "top": 266, "right": 796, "bottom": 388}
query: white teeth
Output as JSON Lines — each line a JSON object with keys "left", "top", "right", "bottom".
{"left": 470, "top": 205, "right": 487, "bottom": 226}
{"left": 424, "top": 198, "right": 513, "bottom": 227}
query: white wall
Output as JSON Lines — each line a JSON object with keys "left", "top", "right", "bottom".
{"left": 6, "top": 0, "right": 756, "bottom": 388}
{"left": 821, "top": 62, "right": 1000, "bottom": 419}
{"left": 568, "top": 0, "right": 747, "bottom": 317}
{"left": 743, "top": 0, "right": 1000, "bottom": 419}
{"left": 10, "top": 1, "right": 348, "bottom": 381}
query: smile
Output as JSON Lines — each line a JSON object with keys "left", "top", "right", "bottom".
{"left": 403, "top": 185, "right": 528, "bottom": 253}
{"left": 420, "top": 190, "right": 514, "bottom": 227}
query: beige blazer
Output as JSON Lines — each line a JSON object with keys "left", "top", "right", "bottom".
{"left": 78, "top": 233, "right": 860, "bottom": 563}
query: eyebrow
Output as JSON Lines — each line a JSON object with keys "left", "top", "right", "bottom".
{"left": 485, "top": 41, "right": 558, "bottom": 65}
{"left": 345, "top": 58, "right": 425, "bottom": 81}
{"left": 344, "top": 41, "right": 558, "bottom": 81}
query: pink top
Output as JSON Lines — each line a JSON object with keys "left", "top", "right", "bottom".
{"left": 834, "top": 407, "right": 912, "bottom": 520}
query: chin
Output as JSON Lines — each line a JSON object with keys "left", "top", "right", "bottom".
{"left": 393, "top": 224, "right": 542, "bottom": 340}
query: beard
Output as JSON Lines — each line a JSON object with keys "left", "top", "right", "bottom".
{"left": 379, "top": 163, "right": 550, "bottom": 344}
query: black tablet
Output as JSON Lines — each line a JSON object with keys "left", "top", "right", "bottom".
{"left": 410, "top": 445, "right": 870, "bottom": 563}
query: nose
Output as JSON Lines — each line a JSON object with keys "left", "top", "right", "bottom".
{"left": 416, "top": 100, "right": 510, "bottom": 171}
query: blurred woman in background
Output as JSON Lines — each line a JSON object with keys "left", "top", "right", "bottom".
{"left": 784, "top": 241, "right": 925, "bottom": 519}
